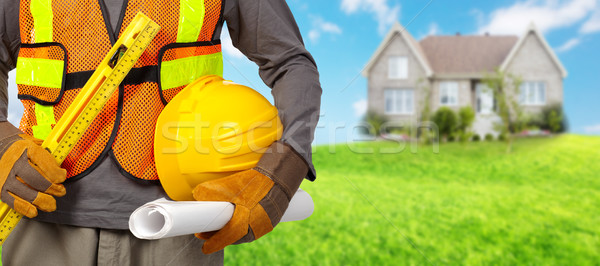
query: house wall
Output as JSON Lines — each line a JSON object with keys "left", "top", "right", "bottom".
{"left": 367, "top": 32, "right": 429, "bottom": 124}
{"left": 505, "top": 32, "right": 564, "bottom": 114}
{"left": 430, "top": 79, "right": 473, "bottom": 112}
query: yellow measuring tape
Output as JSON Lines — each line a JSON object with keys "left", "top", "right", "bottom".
{"left": 0, "top": 12, "right": 160, "bottom": 245}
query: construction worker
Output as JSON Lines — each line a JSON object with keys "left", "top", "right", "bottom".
{"left": 0, "top": 0, "right": 321, "bottom": 265}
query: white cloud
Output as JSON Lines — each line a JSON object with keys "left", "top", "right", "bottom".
{"left": 584, "top": 123, "right": 600, "bottom": 134}
{"left": 477, "top": 0, "right": 597, "bottom": 35}
{"left": 341, "top": 0, "right": 363, "bottom": 13}
{"left": 322, "top": 21, "right": 343, "bottom": 34}
{"left": 221, "top": 28, "right": 245, "bottom": 59}
{"left": 418, "top": 22, "right": 441, "bottom": 40}
{"left": 427, "top": 22, "right": 440, "bottom": 36}
{"left": 308, "top": 30, "right": 321, "bottom": 43}
{"left": 353, "top": 99, "right": 368, "bottom": 117}
{"left": 308, "top": 16, "right": 342, "bottom": 43}
{"left": 471, "top": 9, "right": 486, "bottom": 29}
{"left": 341, "top": 0, "right": 400, "bottom": 35}
{"left": 580, "top": 8, "right": 600, "bottom": 33}
{"left": 556, "top": 38, "right": 581, "bottom": 52}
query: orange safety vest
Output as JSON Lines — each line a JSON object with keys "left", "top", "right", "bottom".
{"left": 16, "top": 0, "right": 224, "bottom": 182}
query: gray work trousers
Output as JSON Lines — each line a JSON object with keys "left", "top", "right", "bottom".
{"left": 2, "top": 219, "right": 224, "bottom": 266}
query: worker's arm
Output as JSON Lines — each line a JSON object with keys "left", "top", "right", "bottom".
{"left": 0, "top": 1, "right": 67, "bottom": 218}
{"left": 224, "top": 0, "right": 322, "bottom": 181}
{"left": 0, "top": 0, "right": 21, "bottom": 123}
{"left": 193, "top": 0, "right": 321, "bottom": 254}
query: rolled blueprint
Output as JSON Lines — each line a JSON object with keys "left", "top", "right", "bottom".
{"left": 129, "top": 189, "right": 314, "bottom": 240}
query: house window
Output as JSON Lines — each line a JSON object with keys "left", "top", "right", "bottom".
{"left": 440, "top": 82, "right": 459, "bottom": 106}
{"left": 384, "top": 89, "right": 414, "bottom": 114}
{"left": 520, "top": 82, "right": 546, "bottom": 105}
{"left": 388, "top": 56, "right": 408, "bottom": 79}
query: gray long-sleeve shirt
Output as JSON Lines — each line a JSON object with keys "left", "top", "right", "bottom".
{"left": 0, "top": 0, "right": 321, "bottom": 229}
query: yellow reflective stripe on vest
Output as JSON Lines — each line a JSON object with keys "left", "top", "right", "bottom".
{"left": 177, "top": 0, "right": 205, "bottom": 43}
{"left": 15, "top": 57, "right": 64, "bottom": 88}
{"left": 31, "top": 0, "right": 54, "bottom": 43}
{"left": 32, "top": 103, "right": 56, "bottom": 139}
{"left": 161, "top": 52, "right": 223, "bottom": 90}
{"left": 29, "top": 0, "right": 55, "bottom": 139}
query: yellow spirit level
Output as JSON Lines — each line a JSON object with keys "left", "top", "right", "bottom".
{"left": 0, "top": 12, "right": 160, "bottom": 245}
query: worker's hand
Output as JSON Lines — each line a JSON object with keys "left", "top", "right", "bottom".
{"left": 0, "top": 122, "right": 67, "bottom": 218}
{"left": 193, "top": 141, "right": 308, "bottom": 254}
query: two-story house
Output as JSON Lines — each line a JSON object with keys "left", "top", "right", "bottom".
{"left": 362, "top": 22, "right": 567, "bottom": 137}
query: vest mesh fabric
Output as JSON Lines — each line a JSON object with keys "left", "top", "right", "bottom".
{"left": 17, "top": 0, "right": 224, "bottom": 181}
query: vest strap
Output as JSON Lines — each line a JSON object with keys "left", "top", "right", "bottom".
{"left": 177, "top": 0, "right": 206, "bottom": 43}
{"left": 29, "top": 0, "right": 56, "bottom": 139}
{"left": 160, "top": 52, "right": 223, "bottom": 90}
{"left": 30, "top": 0, "right": 54, "bottom": 43}
{"left": 32, "top": 103, "right": 56, "bottom": 139}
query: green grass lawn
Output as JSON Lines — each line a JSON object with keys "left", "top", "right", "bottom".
{"left": 225, "top": 135, "right": 600, "bottom": 265}
{"left": 1, "top": 135, "right": 598, "bottom": 265}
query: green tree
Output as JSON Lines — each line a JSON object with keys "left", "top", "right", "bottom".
{"left": 418, "top": 79, "right": 434, "bottom": 143}
{"left": 483, "top": 69, "right": 524, "bottom": 153}
{"left": 419, "top": 79, "right": 433, "bottom": 125}
{"left": 432, "top": 107, "right": 457, "bottom": 142}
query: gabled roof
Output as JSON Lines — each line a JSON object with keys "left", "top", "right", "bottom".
{"left": 364, "top": 22, "right": 568, "bottom": 79}
{"left": 361, "top": 22, "right": 433, "bottom": 77}
{"left": 500, "top": 23, "right": 568, "bottom": 78}
{"left": 419, "top": 35, "right": 518, "bottom": 75}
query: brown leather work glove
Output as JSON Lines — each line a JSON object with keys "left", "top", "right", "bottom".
{"left": 193, "top": 141, "right": 309, "bottom": 254}
{"left": 0, "top": 122, "right": 67, "bottom": 218}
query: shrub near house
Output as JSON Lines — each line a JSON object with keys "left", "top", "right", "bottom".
{"left": 432, "top": 107, "right": 457, "bottom": 141}
{"left": 457, "top": 107, "right": 475, "bottom": 142}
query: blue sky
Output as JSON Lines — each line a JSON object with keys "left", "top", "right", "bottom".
{"left": 219, "top": 0, "right": 600, "bottom": 144}
{"left": 6, "top": 0, "right": 600, "bottom": 144}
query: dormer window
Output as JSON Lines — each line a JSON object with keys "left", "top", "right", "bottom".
{"left": 388, "top": 56, "right": 408, "bottom": 80}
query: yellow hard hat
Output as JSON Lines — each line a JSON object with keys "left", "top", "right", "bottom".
{"left": 154, "top": 75, "right": 283, "bottom": 201}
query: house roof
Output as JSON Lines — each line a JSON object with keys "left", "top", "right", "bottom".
{"left": 419, "top": 35, "right": 518, "bottom": 75}
{"left": 361, "top": 22, "right": 433, "bottom": 77}
{"left": 364, "top": 22, "right": 568, "bottom": 79}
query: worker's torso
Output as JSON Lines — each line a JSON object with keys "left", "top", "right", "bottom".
{"left": 16, "top": 0, "right": 224, "bottom": 181}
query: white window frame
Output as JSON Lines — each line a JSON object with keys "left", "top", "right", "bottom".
{"left": 439, "top": 82, "right": 459, "bottom": 106}
{"left": 388, "top": 56, "right": 408, "bottom": 80}
{"left": 520, "top": 81, "right": 546, "bottom": 106}
{"left": 384, "top": 88, "right": 414, "bottom": 115}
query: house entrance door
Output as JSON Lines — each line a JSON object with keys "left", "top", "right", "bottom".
{"left": 476, "top": 84, "right": 494, "bottom": 115}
